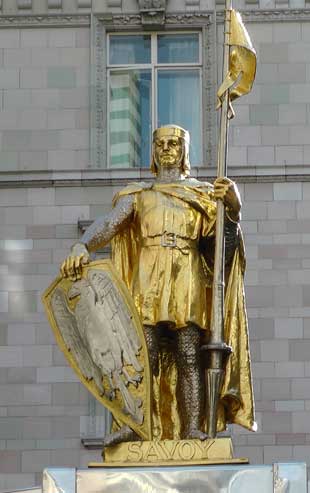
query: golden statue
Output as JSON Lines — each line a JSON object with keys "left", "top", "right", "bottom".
{"left": 54, "top": 124, "right": 254, "bottom": 451}
{"left": 42, "top": 1, "right": 257, "bottom": 465}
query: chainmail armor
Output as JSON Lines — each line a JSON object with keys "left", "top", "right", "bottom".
{"left": 81, "top": 194, "right": 134, "bottom": 252}
{"left": 175, "top": 325, "right": 204, "bottom": 437}
{"left": 143, "top": 325, "right": 160, "bottom": 377}
{"left": 224, "top": 214, "right": 240, "bottom": 265}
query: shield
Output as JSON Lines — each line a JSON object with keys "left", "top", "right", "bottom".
{"left": 42, "top": 259, "right": 152, "bottom": 441}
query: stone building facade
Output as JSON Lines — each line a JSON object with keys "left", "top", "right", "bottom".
{"left": 0, "top": 0, "right": 310, "bottom": 490}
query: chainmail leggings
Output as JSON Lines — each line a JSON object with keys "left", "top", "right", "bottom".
{"left": 143, "top": 324, "right": 204, "bottom": 438}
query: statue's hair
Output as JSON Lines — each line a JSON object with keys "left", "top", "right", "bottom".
{"left": 150, "top": 125, "right": 191, "bottom": 176}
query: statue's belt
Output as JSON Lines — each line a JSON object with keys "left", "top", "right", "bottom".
{"left": 141, "top": 233, "right": 197, "bottom": 252}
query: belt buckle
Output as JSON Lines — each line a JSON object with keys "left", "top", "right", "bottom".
{"left": 161, "top": 233, "right": 177, "bottom": 247}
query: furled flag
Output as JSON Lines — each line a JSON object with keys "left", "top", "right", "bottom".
{"left": 217, "top": 9, "right": 256, "bottom": 119}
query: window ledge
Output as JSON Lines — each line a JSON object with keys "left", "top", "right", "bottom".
{"left": 81, "top": 437, "right": 104, "bottom": 450}
{"left": 0, "top": 165, "right": 309, "bottom": 188}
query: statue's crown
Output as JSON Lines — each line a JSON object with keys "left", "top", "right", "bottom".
{"left": 153, "top": 125, "right": 190, "bottom": 144}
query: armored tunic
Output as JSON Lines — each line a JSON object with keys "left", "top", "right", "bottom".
{"left": 131, "top": 188, "right": 213, "bottom": 329}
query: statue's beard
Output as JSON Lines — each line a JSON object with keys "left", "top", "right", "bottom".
{"left": 158, "top": 153, "right": 182, "bottom": 168}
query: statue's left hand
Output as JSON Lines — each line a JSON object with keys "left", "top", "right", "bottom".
{"left": 60, "top": 242, "right": 90, "bottom": 282}
{"left": 213, "top": 177, "right": 241, "bottom": 221}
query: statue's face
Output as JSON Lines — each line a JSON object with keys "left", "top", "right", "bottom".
{"left": 154, "top": 135, "right": 183, "bottom": 168}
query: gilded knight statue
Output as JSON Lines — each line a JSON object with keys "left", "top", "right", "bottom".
{"left": 57, "top": 124, "right": 254, "bottom": 452}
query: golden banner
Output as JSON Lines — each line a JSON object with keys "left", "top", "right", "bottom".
{"left": 217, "top": 9, "right": 257, "bottom": 118}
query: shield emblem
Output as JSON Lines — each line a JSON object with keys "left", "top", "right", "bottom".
{"left": 42, "top": 259, "right": 152, "bottom": 441}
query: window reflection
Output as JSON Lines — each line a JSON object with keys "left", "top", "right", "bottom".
{"left": 109, "top": 70, "right": 151, "bottom": 168}
{"left": 109, "top": 35, "right": 151, "bottom": 65}
{"left": 157, "top": 69, "right": 201, "bottom": 165}
{"left": 158, "top": 34, "right": 199, "bottom": 64}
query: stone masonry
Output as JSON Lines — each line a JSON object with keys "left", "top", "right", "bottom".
{"left": 0, "top": 0, "right": 310, "bottom": 491}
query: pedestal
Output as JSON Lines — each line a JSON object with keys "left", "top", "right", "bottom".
{"left": 43, "top": 462, "right": 307, "bottom": 492}
{"left": 91, "top": 437, "right": 247, "bottom": 467}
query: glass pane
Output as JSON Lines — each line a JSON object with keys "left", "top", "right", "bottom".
{"left": 109, "top": 35, "right": 151, "bottom": 65}
{"left": 109, "top": 70, "right": 151, "bottom": 168}
{"left": 158, "top": 34, "right": 199, "bottom": 63}
{"left": 157, "top": 69, "right": 202, "bottom": 165}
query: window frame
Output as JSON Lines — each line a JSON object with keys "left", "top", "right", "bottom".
{"left": 107, "top": 31, "right": 203, "bottom": 169}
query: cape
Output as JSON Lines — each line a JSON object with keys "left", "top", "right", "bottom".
{"left": 111, "top": 180, "right": 255, "bottom": 436}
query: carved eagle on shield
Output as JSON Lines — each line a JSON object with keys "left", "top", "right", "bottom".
{"left": 42, "top": 260, "right": 152, "bottom": 441}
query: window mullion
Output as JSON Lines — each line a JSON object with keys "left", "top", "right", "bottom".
{"left": 151, "top": 34, "right": 157, "bottom": 136}
{"left": 153, "top": 67, "right": 157, "bottom": 136}
{"left": 107, "top": 67, "right": 110, "bottom": 168}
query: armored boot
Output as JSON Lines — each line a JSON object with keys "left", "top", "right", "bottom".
{"left": 103, "top": 425, "right": 140, "bottom": 449}
{"left": 176, "top": 325, "right": 208, "bottom": 441}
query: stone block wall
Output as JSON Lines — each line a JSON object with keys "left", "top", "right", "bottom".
{"left": 0, "top": 186, "right": 107, "bottom": 491}
{"left": 0, "top": 26, "right": 89, "bottom": 173}
{"left": 232, "top": 181, "right": 310, "bottom": 465}
{"left": 228, "top": 20, "right": 310, "bottom": 172}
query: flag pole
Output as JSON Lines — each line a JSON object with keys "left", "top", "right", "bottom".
{"left": 205, "top": 0, "right": 233, "bottom": 439}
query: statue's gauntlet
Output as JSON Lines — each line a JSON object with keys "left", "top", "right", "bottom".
{"left": 60, "top": 242, "right": 90, "bottom": 280}
{"left": 70, "top": 242, "right": 90, "bottom": 258}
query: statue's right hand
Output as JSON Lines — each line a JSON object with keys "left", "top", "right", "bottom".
{"left": 60, "top": 243, "right": 90, "bottom": 281}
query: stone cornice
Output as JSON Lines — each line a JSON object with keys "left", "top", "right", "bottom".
{"left": 0, "top": 11, "right": 212, "bottom": 30}
{"left": 95, "top": 11, "right": 212, "bottom": 27}
{"left": 0, "top": 166, "right": 310, "bottom": 189}
{"left": 165, "top": 12, "right": 212, "bottom": 25}
{"left": 0, "top": 13, "right": 90, "bottom": 27}
{"left": 0, "top": 9, "right": 308, "bottom": 27}
{"left": 216, "top": 8, "right": 310, "bottom": 22}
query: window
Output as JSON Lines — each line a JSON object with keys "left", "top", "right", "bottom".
{"left": 108, "top": 32, "right": 202, "bottom": 169}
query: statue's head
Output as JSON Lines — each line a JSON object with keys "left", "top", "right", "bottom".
{"left": 150, "top": 125, "right": 190, "bottom": 176}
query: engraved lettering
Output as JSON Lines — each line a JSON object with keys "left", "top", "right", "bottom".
{"left": 109, "top": 438, "right": 232, "bottom": 464}
{"left": 144, "top": 443, "right": 160, "bottom": 462}
{"left": 194, "top": 438, "right": 205, "bottom": 458}
{"left": 127, "top": 442, "right": 143, "bottom": 462}
{"left": 162, "top": 439, "right": 179, "bottom": 460}
{"left": 154, "top": 441, "right": 168, "bottom": 459}
{"left": 206, "top": 439, "right": 222, "bottom": 458}
{"left": 155, "top": 441, "right": 170, "bottom": 460}
{"left": 177, "top": 440, "right": 195, "bottom": 460}
{"left": 195, "top": 439, "right": 216, "bottom": 458}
